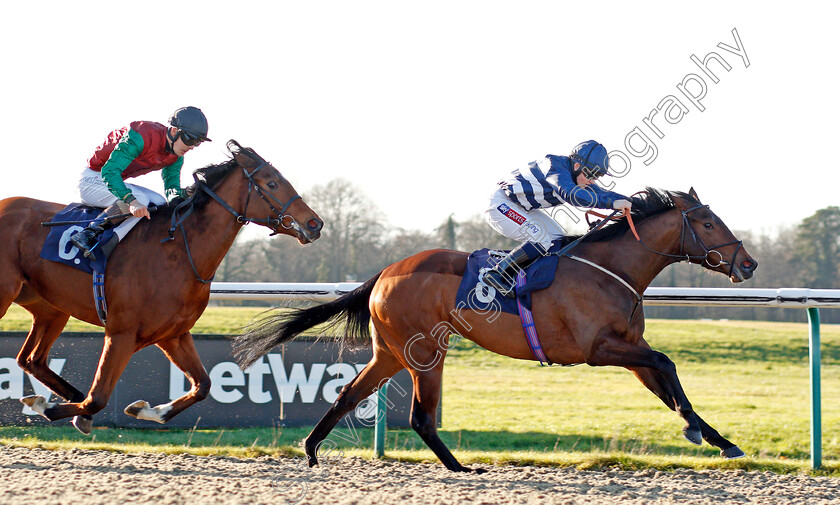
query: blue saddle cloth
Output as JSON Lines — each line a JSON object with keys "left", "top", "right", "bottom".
{"left": 455, "top": 242, "right": 563, "bottom": 316}
{"left": 39, "top": 203, "right": 114, "bottom": 275}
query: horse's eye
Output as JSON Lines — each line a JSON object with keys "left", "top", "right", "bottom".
{"left": 268, "top": 181, "right": 278, "bottom": 189}
{"left": 704, "top": 223, "right": 713, "bottom": 230}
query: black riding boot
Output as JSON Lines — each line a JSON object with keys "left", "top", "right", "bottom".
{"left": 70, "top": 203, "right": 126, "bottom": 261}
{"left": 481, "top": 242, "right": 545, "bottom": 298}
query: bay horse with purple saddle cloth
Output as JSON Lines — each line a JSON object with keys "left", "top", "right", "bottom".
{"left": 234, "top": 187, "right": 757, "bottom": 473}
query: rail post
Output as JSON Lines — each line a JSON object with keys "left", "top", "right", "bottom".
{"left": 808, "top": 307, "right": 821, "bottom": 469}
{"left": 375, "top": 382, "right": 389, "bottom": 458}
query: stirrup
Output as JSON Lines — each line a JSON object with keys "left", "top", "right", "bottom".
{"left": 70, "top": 229, "right": 101, "bottom": 261}
{"left": 482, "top": 270, "right": 516, "bottom": 298}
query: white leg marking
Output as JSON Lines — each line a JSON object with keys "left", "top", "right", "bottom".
{"left": 124, "top": 400, "right": 173, "bottom": 424}
{"left": 20, "top": 395, "right": 55, "bottom": 419}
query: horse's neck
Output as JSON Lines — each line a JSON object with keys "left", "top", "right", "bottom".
{"left": 586, "top": 211, "right": 685, "bottom": 293}
{"left": 628, "top": 210, "right": 687, "bottom": 288}
{"left": 176, "top": 177, "right": 246, "bottom": 277}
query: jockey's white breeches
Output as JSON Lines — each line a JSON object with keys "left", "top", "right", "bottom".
{"left": 484, "top": 189, "right": 567, "bottom": 251}
{"left": 78, "top": 168, "right": 166, "bottom": 240}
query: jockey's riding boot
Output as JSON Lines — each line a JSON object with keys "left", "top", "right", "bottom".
{"left": 481, "top": 242, "right": 545, "bottom": 298}
{"left": 70, "top": 203, "right": 126, "bottom": 261}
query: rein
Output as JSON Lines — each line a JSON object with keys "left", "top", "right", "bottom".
{"left": 566, "top": 194, "right": 745, "bottom": 323}
{"left": 624, "top": 203, "right": 744, "bottom": 278}
{"left": 162, "top": 160, "right": 301, "bottom": 283}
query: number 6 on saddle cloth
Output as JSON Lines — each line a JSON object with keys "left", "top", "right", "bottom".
{"left": 39, "top": 203, "right": 139, "bottom": 324}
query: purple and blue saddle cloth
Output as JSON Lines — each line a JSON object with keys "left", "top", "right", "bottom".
{"left": 455, "top": 241, "right": 565, "bottom": 315}
{"left": 40, "top": 203, "right": 114, "bottom": 323}
{"left": 455, "top": 241, "right": 568, "bottom": 366}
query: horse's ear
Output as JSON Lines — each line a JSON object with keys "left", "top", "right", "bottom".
{"left": 226, "top": 139, "right": 243, "bottom": 155}
{"left": 688, "top": 187, "right": 700, "bottom": 202}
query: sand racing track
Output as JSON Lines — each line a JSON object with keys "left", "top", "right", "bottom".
{"left": 1, "top": 446, "right": 838, "bottom": 504}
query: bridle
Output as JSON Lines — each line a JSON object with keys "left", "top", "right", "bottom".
{"left": 199, "top": 160, "right": 301, "bottom": 236}
{"left": 570, "top": 194, "right": 746, "bottom": 325}
{"left": 164, "top": 157, "right": 302, "bottom": 283}
{"left": 625, "top": 201, "right": 744, "bottom": 278}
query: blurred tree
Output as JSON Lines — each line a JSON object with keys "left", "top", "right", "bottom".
{"left": 436, "top": 214, "right": 458, "bottom": 250}
{"left": 792, "top": 206, "right": 840, "bottom": 289}
{"left": 456, "top": 214, "right": 518, "bottom": 252}
{"left": 215, "top": 239, "right": 267, "bottom": 282}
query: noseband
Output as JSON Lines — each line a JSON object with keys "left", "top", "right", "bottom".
{"left": 630, "top": 203, "right": 744, "bottom": 278}
{"left": 200, "top": 161, "right": 301, "bottom": 236}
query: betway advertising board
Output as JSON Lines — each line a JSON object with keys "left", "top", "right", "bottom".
{"left": 0, "top": 333, "right": 417, "bottom": 429}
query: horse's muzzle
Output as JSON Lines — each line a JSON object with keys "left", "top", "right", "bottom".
{"left": 297, "top": 218, "right": 323, "bottom": 244}
{"left": 730, "top": 258, "right": 758, "bottom": 283}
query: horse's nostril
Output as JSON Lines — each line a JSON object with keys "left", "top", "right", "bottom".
{"left": 307, "top": 219, "right": 322, "bottom": 231}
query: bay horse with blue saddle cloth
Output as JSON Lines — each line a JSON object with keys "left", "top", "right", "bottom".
{"left": 233, "top": 187, "right": 757, "bottom": 473}
{"left": 0, "top": 140, "right": 322, "bottom": 434}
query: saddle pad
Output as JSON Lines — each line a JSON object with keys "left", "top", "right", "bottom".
{"left": 39, "top": 203, "right": 114, "bottom": 275}
{"left": 455, "top": 245, "right": 560, "bottom": 316}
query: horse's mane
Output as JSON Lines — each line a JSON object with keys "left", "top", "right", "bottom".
{"left": 150, "top": 158, "right": 239, "bottom": 217}
{"left": 135, "top": 159, "right": 239, "bottom": 236}
{"left": 135, "top": 142, "right": 266, "bottom": 238}
{"left": 559, "top": 187, "right": 698, "bottom": 245}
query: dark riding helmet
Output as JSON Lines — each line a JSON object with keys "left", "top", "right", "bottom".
{"left": 168, "top": 106, "right": 212, "bottom": 145}
{"left": 570, "top": 140, "right": 609, "bottom": 179}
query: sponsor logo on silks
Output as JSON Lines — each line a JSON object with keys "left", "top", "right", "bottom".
{"left": 497, "top": 204, "right": 526, "bottom": 225}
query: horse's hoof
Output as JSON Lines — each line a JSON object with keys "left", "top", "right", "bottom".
{"left": 683, "top": 427, "right": 702, "bottom": 446}
{"left": 471, "top": 467, "right": 488, "bottom": 474}
{"left": 20, "top": 395, "right": 51, "bottom": 419}
{"left": 124, "top": 400, "right": 150, "bottom": 418}
{"left": 20, "top": 395, "right": 44, "bottom": 408}
{"left": 721, "top": 446, "right": 745, "bottom": 459}
{"left": 124, "top": 400, "right": 170, "bottom": 424}
{"left": 72, "top": 415, "right": 93, "bottom": 435}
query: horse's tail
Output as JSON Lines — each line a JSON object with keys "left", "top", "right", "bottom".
{"left": 232, "top": 271, "right": 382, "bottom": 370}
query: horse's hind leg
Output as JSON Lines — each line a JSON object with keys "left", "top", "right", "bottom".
{"left": 124, "top": 332, "right": 211, "bottom": 424}
{"left": 588, "top": 334, "right": 702, "bottom": 446}
{"left": 407, "top": 367, "right": 484, "bottom": 473}
{"left": 304, "top": 348, "right": 404, "bottom": 468}
{"left": 15, "top": 300, "right": 95, "bottom": 433}
{"left": 27, "top": 333, "right": 136, "bottom": 424}
{"left": 629, "top": 367, "right": 744, "bottom": 459}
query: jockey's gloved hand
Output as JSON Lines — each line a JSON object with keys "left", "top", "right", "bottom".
{"left": 129, "top": 200, "right": 151, "bottom": 219}
{"left": 165, "top": 187, "right": 187, "bottom": 203}
{"left": 613, "top": 199, "right": 632, "bottom": 215}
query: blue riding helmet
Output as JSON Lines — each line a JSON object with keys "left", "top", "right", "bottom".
{"left": 570, "top": 140, "right": 609, "bottom": 179}
{"left": 169, "top": 106, "right": 212, "bottom": 144}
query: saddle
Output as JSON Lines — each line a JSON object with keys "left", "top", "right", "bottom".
{"left": 455, "top": 244, "right": 562, "bottom": 316}
{"left": 455, "top": 245, "right": 562, "bottom": 366}
{"left": 39, "top": 203, "right": 119, "bottom": 324}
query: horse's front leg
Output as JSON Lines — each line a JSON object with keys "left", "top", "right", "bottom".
{"left": 21, "top": 333, "right": 136, "bottom": 428}
{"left": 124, "top": 332, "right": 210, "bottom": 424}
{"left": 586, "top": 334, "right": 703, "bottom": 447}
{"left": 628, "top": 366, "right": 744, "bottom": 458}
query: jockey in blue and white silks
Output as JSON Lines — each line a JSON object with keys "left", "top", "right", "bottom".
{"left": 483, "top": 140, "right": 633, "bottom": 297}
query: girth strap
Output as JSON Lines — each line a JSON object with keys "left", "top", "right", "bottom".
{"left": 564, "top": 254, "right": 643, "bottom": 324}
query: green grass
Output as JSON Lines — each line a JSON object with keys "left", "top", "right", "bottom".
{"left": 2, "top": 306, "right": 839, "bottom": 475}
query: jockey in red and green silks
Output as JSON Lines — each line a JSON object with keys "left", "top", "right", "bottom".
{"left": 70, "top": 106, "right": 212, "bottom": 260}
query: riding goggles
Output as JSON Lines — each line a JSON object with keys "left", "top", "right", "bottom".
{"left": 180, "top": 131, "right": 206, "bottom": 147}
{"left": 581, "top": 164, "right": 605, "bottom": 180}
